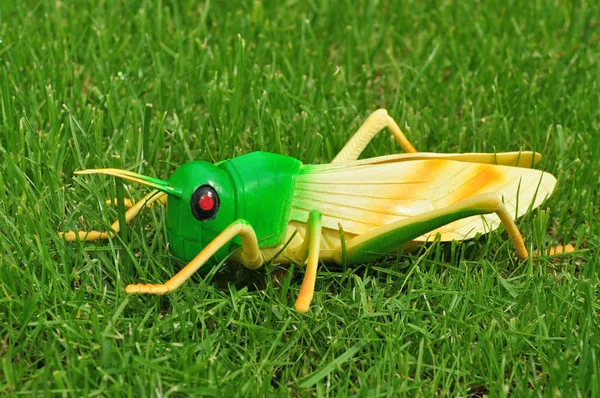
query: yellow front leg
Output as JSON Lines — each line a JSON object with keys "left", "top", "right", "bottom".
{"left": 59, "top": 190, "right": 167, "bottom": 242}
{"left": 126, "top": 219, "right": 263, "bottom": 295}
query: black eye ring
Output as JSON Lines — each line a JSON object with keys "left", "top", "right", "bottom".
{"left": 191, "top": 185, "right": 220, "bottom": 221}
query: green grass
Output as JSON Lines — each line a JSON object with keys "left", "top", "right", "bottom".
{"left": 1, "top": 0, "right": 599, "bottom": 395}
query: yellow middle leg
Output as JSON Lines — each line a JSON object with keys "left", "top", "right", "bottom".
{"left": 294, "top": 210, "right": 323, "bottom": 313}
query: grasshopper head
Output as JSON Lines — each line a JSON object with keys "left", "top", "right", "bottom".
{"left": 76, "top": 161, "right": 239, "bottom": 271}
{"left": 165, "top": 161, "right": 237, "bottom": 266}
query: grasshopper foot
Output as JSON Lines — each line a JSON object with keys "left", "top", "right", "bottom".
{"left": 294, "top": 295, "right": 312, "bottom": 313}
{"left": 534, "top": 244, "right": 575, "bottom": 257}
{"left": 125, "top": 283, "right": 170, "bottom": 295}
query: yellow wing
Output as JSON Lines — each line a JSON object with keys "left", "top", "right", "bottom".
{"left": 290, "top": 155, "right": 556, "bottom": 242}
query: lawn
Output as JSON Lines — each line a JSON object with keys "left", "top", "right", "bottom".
{"left": 1, "top": 0, "right": 599, "bottom": 396}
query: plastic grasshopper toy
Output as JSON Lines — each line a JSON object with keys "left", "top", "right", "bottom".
{"left": 60, "top": 109, "right": 557, "bottom": 312}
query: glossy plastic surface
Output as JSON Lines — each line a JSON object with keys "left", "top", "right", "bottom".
{"left": 165, "top": 152, "right": 301, "bottom": 266}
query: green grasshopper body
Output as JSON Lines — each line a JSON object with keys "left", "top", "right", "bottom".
{"left": 61, "top": 109, "right": 558, "bottom": 312}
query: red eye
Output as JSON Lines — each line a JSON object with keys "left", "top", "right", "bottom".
{"left": 198, "top": 193, "right": 215, "bottom": 211}
{"left": 191, "top": 185, "right": 220, "bottom": 221}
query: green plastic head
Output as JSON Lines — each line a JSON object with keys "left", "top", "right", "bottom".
{"left": 76, "top": 163, "right": 238, "bottom": 269}
{"left": 165, "top": 161, "right": 237, "bottom": 264}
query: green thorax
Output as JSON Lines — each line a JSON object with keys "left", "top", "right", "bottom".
{"left": 165, "top": 152, "right": 301, "bottom": 264}
{"left": 221, "top": 152, "right": 301, "bottom": 246}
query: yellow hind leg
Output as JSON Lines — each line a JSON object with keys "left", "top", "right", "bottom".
{"left": 332, "top": 109, "right": 417, "bottom": 163}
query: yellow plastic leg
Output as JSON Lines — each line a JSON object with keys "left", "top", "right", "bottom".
{"left": 332, "top": 109, "right": 417, "bottom": 163}
{"left": 125, "top": 219, "right": 263, "bottom": 295}
{"left": 59, "top": 190, "right": 167, "bottom": 242}
{"left": 534, "top": 244, "right": 575, "bottom": 257}
{"left": 105, "top": 197, "right": 134, "bottom": 208}
{"left": 333, "top": 192, "right": 529, "bottom": 264}
{"left": 294, "top": 210, "right": 323, "bottom": 313}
